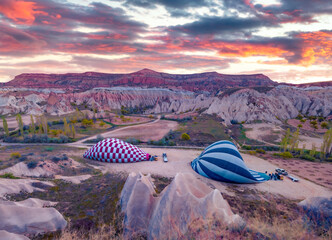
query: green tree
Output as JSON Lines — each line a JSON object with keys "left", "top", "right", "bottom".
{"left": 16, "top": 114, "right": 24, "bottom": 136}
{"left": 71, "top": 124, "right": 76, "bottom": 139}
{"left": 309, "top": 143, "right": 316, "bottom": 157}
{"left": 321, "top": 128, "right": 332, "bottom": 160}
{"left": 63, "top": 118, "right": 71, "bottom": 136}
{"left": 289, "top": 128, "right": 300, "bottom": 151}
{"left": 281, "top": 128, "right": 291, "bottom": 152}
{"left": 2, "top": 117, "right": 9, "bottom": 137}
{"left": 300, "top": 144, "right": 306, "bottom": 156}
{"left": 41, "top": 115, "right": 48, "bottom": 135}
{"left": 29, "top": 115, "right": 35, "bottom": 134}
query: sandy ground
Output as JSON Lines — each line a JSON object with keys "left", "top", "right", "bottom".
{"left": 244, "top": 123, "right": 323, "bottom": 149}
{"left": 0, "top": 115, "right": 33, "bottom": 129}
{"left": 244, "top": 123, "right": 282, "bottom": 145}
{"left": 71, "top": 118, "right": 178, "bottom": 146}
{"left": 85, "top": 147, "right": 332, "bottom": 200}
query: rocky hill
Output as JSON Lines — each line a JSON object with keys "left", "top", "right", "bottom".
{"left": 5, "top": 69, "right": 276, "bottom": 93}
{"left": 1, "top": 69, "right": 331, "bottom": 124}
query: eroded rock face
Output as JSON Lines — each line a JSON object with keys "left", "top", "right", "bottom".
{"left": 0, "top": 198, "right": 67, "bottom": 235}
{"left": 5, "top": 69, "right": 275, "bottom": 93}
{"left": 0, "top": 179, "right": 54, "bottom": 198}
{"left": 120, "top": 172, "right": 244, "bottom": 240}
{"left": 0, "top": 86, "right": 331, "bottom": 124}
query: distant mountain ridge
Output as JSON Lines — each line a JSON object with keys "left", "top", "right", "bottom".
{"left": 4, "top": 68, "right": 277, "bottom": 93}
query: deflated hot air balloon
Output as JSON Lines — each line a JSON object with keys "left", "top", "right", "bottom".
{"left": 83, "top": 138, "right": 152, "bottom": 163}
{"left": 191, "top": 140, "right": 269, "bottom": 183}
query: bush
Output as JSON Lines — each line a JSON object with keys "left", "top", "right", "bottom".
{"left": 82, "top": 118, "right": 93, "bottom": 127}
{"left": 321, "top": 122, "right": 328, "bottom": 129}
{"left": 99, "top": 121, "right": 106, "bottom": 127}
{"left": 11, "top": 152, "right": 21, "bottom": 159}
{"left": 248, "top": 150, "right": 256, "bottom": 155}
{"left": 19, "top": 156, "right": 27, "bottom": 162}
{"left": 52, "top": 156, "right": 61, "bottom": 163}
{"left": 59, "top": 135, "right": 69, "bottom": 143}
{"left": 44, "top": 147, "right": 54, "bottom": 152}
{"left": 242, "top": 145, "right": 252, "bottom": 150}
{"left": 27, "top": 161, "right": 38, "bottom": 169}
{"left": 297, "top": 124, "right": 303, "bottom": 128}
{"left": 300, "top": 119, "right": 306, "bottom": 123}
{"left": 275, "top": 151, "right": 293, "bottom": 159}
{"left": 300, "top": 154, "right": 316, "bottom": 162}
{"left": 230, "top": 119, "right": 238, "bottom": 125}
{"left": 62, "top": 154, "right": 68, "bottom": 160}
{"left": 181, "top": 133, "right": 191, "bottom": 141}
{"left": 255, "top": 149, "right": 266, "bottom": 154}
{"left": 0, "top": 173, "right": 19, "bottom": 179}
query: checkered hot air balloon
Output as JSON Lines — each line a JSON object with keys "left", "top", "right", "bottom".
{"left": 83, "top": 138, "right": 151, "bottom": 163}
{"left": 191, "top": 140, "right": 269, "bottom": 183}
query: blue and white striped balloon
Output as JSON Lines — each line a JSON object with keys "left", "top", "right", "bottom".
{"left": 191, "top": 140, "right": 269, "bottom": 183}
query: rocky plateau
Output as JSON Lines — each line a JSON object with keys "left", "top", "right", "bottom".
{"left": 0, "top": 69, "right": 331, "bottom": 124}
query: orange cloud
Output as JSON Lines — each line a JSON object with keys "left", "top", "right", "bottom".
{"left": 296, "top": 31, "right": 332, "bottom": 66}
{"left": 0, "top": 0, "right": 47, "bottom": 24}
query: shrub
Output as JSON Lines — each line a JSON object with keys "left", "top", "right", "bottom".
{"left": 248, "top": 150, "right": 256, "bottom": 155}
{"left": 44, "top": 146, "right": 54, "bottom": 152}
{"left": 52, "top": 156, "right": 61, "bottom": 163}
{"left": 61, "top": 154, "right": 68, "bottom": 160}
{"left": 255, "top": 149, "right": 266, "bottom": 154}
{"left": 99, "top": 121, "right": 106, "bottom": 127}
{"left": 19, "top": 156, "right": 27, "bottom": 162}
{"left": 27, "top": 161, "right": 38, "bottom": 169}
{"left": 59, "top": 135, "right": 69, "bottom": 143}
{"left": 11, "top": 152, "right": 21, "bottom": 159}
{"left": 82, "top": 118, "right": 93, "bottom": 127}
{"left": 280, "top": 151, "right": 293, "bottom": 158}
{"left": 297, "top": 124, "right": 303, "bottom": 128}
{"left": 230, "top": 119, "right": 238, "bottom": 125}
{"left": 0, "top": 173, "right": 19, "bottom": 179}
{"left": 321, "top": 122, "right": 328, "bottom": 129}
{"left": 300, "top": 119, "right": 306, "bottom": 123}
{"left": 300, "top": 154, "right": 316, "bottom": 162}
{"left": 242, "top": 145, "right": 252, "bottom": 150}
{"left": 181, "top": 133, "right": 191, "bottom": 141}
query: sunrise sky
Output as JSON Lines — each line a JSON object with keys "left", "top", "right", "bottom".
{"left": 0, "top": 0, "right": 331, "bottom": 83}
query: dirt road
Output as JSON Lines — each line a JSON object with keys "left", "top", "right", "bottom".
{"left": 83, "top": 147, "right": 332, "bottom": 200}
{"left": 70, "top": 117, "right": 178, "bottom": 147}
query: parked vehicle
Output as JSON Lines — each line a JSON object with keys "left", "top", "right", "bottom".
{"left": 288, "top": 175, "right": 299, "bottom": 182}
{"left": 275, "top": 168, "right": 288, "bottom": 176}
{"left": 162, "top": 153, "right": 168, "bottom": 162}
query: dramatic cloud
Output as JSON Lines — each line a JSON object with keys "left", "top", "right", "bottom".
{"left": 0, "top": 0, "right": 330, "bottom": 83}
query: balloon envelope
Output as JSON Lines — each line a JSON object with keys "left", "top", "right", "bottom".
{"left": 83, "top": 138, "right": 150, "bottom": 163}
{"left": 191, "top": 140, "right": 269, "bottom": 183}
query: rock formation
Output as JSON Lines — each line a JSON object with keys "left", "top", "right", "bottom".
{"left": 5, "top": 69, "right": 276, "bottom": 93}
{"left": 1, "top": 69, "right": 331, "bottom": 124}
{"left": 0, "top": 198, "right": 66, "bottom": 235}
{"left": 120, "top": 172, "right": 244, "bottom": 239}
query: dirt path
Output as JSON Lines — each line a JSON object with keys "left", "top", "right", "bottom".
{"left": 84, "top": 147, "right": 331, "bottom": 200}
{"left": 69, "top": 117, "right": 178, "bottom": 147}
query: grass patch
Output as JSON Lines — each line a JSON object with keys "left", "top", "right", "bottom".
{"left": 0, "top": 172, "right": 20, "bottom": 179}
{"left": 8, "top": 173, "right": 126, "bottom": 239}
